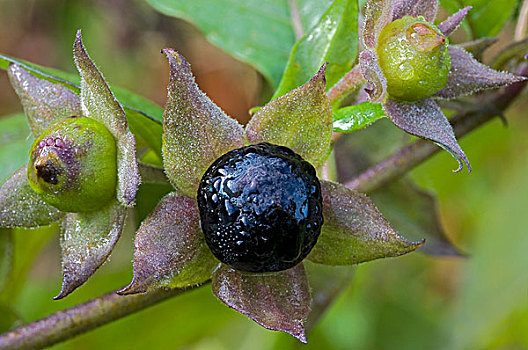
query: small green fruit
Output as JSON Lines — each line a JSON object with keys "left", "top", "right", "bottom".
{"left": 28, "top": 116, "right": 117, "bottom": 212}
{"left": 377, "top": 16, "right": 451, "bottom": 101}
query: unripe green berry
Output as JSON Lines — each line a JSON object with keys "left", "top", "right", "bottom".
{"left": 28, "top": 116, "right": 117, "bottom": 212}
{"left": 376, "top": 16, "right": 451, "bottom": 101}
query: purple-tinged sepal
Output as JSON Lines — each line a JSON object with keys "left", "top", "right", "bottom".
{"left": 392, "top": 0, "right": 438, "bottom": 22}
{"left": 55, "top": 200, "right": 126, "bottom": 299}
{"left": 359, "top": 50, "right": 388, "bottom": 103}
{"left": 437, "top": 6, "right": 471, "bottom": 36}
{"left": 161, "top": 49, "right": 245, "bottom": 197}
{"left": 384, "top": 98, "right": 470, "bottom": 172}
{"left": 118, "top": 193, "right": 216, "bottom": 295}
{"left": 435, "top": 46, "right": 527, "bottom": 99}
{"left": 212, "top": 263, "right": 311, "bottom": 343}
{"left": 0, "top": 166, "right": 63, "bottom": 228}
{"left": 7, "top": 64, "right": 81, "bottom": 137}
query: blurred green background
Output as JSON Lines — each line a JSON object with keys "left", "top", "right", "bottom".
{"left": 0, "top": 0, "right": 527, "bottom": 349}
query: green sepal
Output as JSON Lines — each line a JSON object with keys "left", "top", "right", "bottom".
{"left": 246, "top": 65, "right": 333, "bottom": 169}
{"left": 308, "top": 180, "right": 424, "bottom": 265}
{"left": 161, "top": 49, "right": 245, "bottom": 197}
{"left": 73, "top": 31, "right": 140, "bottom": 207}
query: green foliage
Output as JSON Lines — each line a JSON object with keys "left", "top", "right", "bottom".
{"left": 272, "top": 0, "right": 358, "bottom": 98}
{"left": 0, "top": 114, "right": 33, "bottom": 185}
{"left": 0, "top": 225, "right": 57, "bottom": 303}
{"left": 0, "top": 229, "right": 13, "bottom": 293}
{"left": 0, "top": 0, "right": 527, "bottom": 347}
{"left": 145, "top": 0, "right": 332, "bottom": 87}
{"left": 333, "top": 102, "right": 385, "bottom": 133}
{"left": 439, "top": 0, "right": 519, "bottom": 38}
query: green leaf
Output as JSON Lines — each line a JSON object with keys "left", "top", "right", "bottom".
{"left": 162, "top": 49, "right": 246, "bottom": 197}
{"left": 0, "top": 53, "right": 163, "bottom": 160}
{"left": 439, "top": 0, "right": 519, "bottom": 38}
{"left": 308, "top": 180, "right": 423, "bottom": 265}
{"left": 246, "top": 65, "right": 333, "bottom": 169}
{"left": 212, "top": 263, "right": 311, "bottom": 343}
{"left": 119, "top": 193, "right": 216, "bottom": 295}
{"left": 272, "top": 0, "right": 359, "bottom": 99}
{"left": 0, "top": 166, "right": 63, "bottom": 228}
{"left": 333, "top": 102, "right": 385, "bottom": 133}
{"left": 0, "top": 114, "right": 33, "bottom": 185}
{"left": 145, "top": 0, "right": 332, "bottom": 87}
{"left": 56, "top": 200, "right": 126, "bottom": 299}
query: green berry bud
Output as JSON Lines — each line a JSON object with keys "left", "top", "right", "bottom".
{"left": 376, "top": 16, "right": 451, "bottom": 101}
{"left": 28, "top": 116, "right": 117, "bottom": 212}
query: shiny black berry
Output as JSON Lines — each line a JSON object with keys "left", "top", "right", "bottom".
{"left": 197, "top": 143, "right": 323, "bottom": 273}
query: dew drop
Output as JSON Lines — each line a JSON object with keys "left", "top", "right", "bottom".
{"left": 398, "top": 61, "right": 414, "bottom": 80}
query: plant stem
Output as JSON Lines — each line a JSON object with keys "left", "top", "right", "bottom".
{"left": 0, "top": 284, "right": 207, "bottom": 350}
{"left": 1, "top": 72, "right": 526, "bottom": 350}
{"left": 346, "top": 69, "right": 528, "bottom": 193}
{"left": 326, "top": 65, "right": 365, "bottom": 107}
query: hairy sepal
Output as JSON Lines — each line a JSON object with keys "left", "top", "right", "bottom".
{"left": 7, "top": 64, "right": 81, "bottom": 137}
{"left": 55, "top": 200, "right": 126, "bottom": 299}
{"left": 119, "top": 193, "right": 216, "bottom": 295}
{"left": 383, "top": 98, "right": 470, "bottom": 172}
{"left": 435, "top": 46, "right": 527, "bottom": 99}
{"left": 0, "top": 166, "right": 63, "bottom": 228}
{"left": 246, "top": 65, "right": 333, "bottom": 169}
{"left": 212, "top": 263, "right": 311, "bottom": 343}
{"left": 161, "top": 49, "right": 245, "bottom": 197}
{"left": 308, "top": 180, "right": 423, "bottom": 265}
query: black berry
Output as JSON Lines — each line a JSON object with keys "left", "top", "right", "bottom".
{"left": 197, "top": 143, "right": 323, "bottom": 272}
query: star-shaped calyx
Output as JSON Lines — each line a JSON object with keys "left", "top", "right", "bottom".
{"left": 359, "top": 0, "right": 526, "bottom": 171}
{"left": 118, "top": 49, "right": 424, "bottom": 342}
{"left": 0, "top": 31, "right": 140, "bottom": 299}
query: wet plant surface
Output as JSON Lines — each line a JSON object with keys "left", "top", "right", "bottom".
{"left": 0, "top": 0, "right": 527, "bottom": 348}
